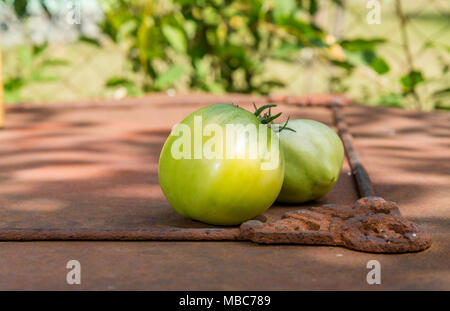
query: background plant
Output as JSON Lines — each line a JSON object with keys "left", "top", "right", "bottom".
{"left": 0, "top": 0, "right": 449, "bottom": 110}
{"left": 1, "top": 0, "right": 69, "bottom": 102}
{"left": 97, "top": 0, "right": 389, "bottom": 95}
{"left": 3, "top": 43, "right": 69, "bottom": 102}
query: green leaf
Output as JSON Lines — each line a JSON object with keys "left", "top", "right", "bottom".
{"left": 32, "top": 42, "right": 48, "bottom": 56}
{"left": 30, "top": 69, "right": 60, "bottom": 82}
{"left": 18, "top": 46, "right": 33, "bottom": 69}
{"left": 343, "top": 49, "right": 389, "bottom": 74}
{"left": 137, "top": 17, "right": 164, "bottom": 63}
{"left": 153, "top": 65, "right": 185, "bottom": 90}
{"left": 205, "top": 82, "right": 225, "bottom": 93}
{"left": 4, "top": 77, "right": 25, "bottom": 92}
{"left": 309, "top": 0, "right": 319, "bottom": 16}
{"left": 193, "top": 57, "right": 207, "bottom": 80}
{"left": 4, "top": 90, "right": 21, "bottom": 103}
{"left": 41, "top": 58, "right": 70, "bottom": 67}
{"left": 117, "top": 20, "right": 138, "bottom": 42}
{"left": 13, "top": 0, "right": 28, "bottom": 18}
{"left": 332, "top": 0, "right": 344, "bottom": 7}
{"left": 432, "top": 87, "right": 450, "bottom": 97}
{"left": 272, "top": 42, "right": 302, "bottom": 60}
{"left": 340, "top": 38, "right": 386, "bottom": 51}
{"left": 256, "top": 80, "right": 285, "bottom": 95}
{"left": 105, "top": 77, "right": 134, "bottom": 87}
{"left": 377, "top": 93, "right": 403, "bottom": 108}
{"left": 370, "top": 57, "right": 390, "bottom": 74}
{"left": 105, "top": 76, "right": 140, "bottom": 96}
{"left": 361, "top": 50, "right": 376, "bottom": 64}
{"left": 283, "top": 18, "right": 321, "bottom": 39}
{"left": 330, "top": 59, "right": 355, "bottom": 71}
{"left": 435, "top": 104, "right": 450, "bottom": 111}
{"left": 400, "top": 70, "right": 424, "bottom": 93}
{"left": 273, "top": 0, "right": 296, "bottom": 24}
{"left": 162, "top": 25, "right": 187, "bottom": 53}
{"left": 308, "top": 37, "right": 327, "bottom": 47}
{"left": 434, "top": 89, "right": 450, "bottom": 110}
{"left": 79, "top": 36, "right": 102, "bottom": 47}
{"left": 202, "top": 6, "right": 220, "bottom": 25}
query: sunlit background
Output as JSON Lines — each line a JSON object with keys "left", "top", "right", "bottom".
{"left": 0, "top": 0, "right": 449, "bottom": 110}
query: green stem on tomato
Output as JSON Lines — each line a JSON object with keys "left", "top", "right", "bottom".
{"left": 253, "top": 103, "right": 295, "bottom": 133}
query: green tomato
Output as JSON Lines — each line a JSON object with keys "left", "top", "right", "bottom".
{"left": 277, "top": 119, "right": 344, "bottom": 203}
{"left": 158, "top": 104, "right": 284, "bottom": 225}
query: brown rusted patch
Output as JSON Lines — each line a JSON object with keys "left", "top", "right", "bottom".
{"left": 240, "top": 196, "right": 432, "bottom": 253}
{"left": 0, "top": 227, "right": 242, "bottom": 241}
{"left": 2, "top": 197, "right": 431, "bottom": 253}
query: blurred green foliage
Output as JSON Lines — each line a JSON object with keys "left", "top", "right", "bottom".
{"left": 97, "top": 0, "right": 389, "bottom": 95}
{"left": 3, "top": 43, "right": 69, "bottom": 102}
{"left": 1, "top": 0, "right": 69, "bottom": 102}
{"left": 2, "top": 0, "right": 449, "bottom": 110}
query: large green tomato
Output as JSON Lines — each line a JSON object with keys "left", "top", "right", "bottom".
{"left": 277, "top": 119, "right": 344, "bottom": 203}
{"left": 158, "top": 104, "right": 284, "bottom": 225}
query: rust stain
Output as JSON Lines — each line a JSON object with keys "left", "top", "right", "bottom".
{"left": 241, "top": 196, "right": 432, "bottom": 253}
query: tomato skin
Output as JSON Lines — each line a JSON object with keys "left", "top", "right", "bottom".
{"left": 158, "top": 104, "right": 284, "bottom": 226}
{"left": 277, "top": 119, "right": 344, "bottom": 203}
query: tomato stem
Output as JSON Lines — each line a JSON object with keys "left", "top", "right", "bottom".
{"left": 253, "top": 103, "right": 296, "bottom": 133}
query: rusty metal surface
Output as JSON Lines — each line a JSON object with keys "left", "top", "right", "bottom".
{"left": 0, "top": 97, "right": 355, "bottom": 232}
{"left": 333, "top": 105, "right": 375, "bottom": 198}
{"left": 0, "top": 93, "right": 449, "bottom": 290}
{"left": 0, "top": 195, "right": 432, "bottom": 253}
{"left": 0, "top": 98, "right": 431, "bottom": 254}
{"left": 0, "top": 227, "right": 242, "bottom": 241}
{"left": 242, "top": 196, "right": 432, "bottom": 253}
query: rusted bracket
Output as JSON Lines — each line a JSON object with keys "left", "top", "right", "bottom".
{"left": 240, "top": 98, "right": 431, "bottom": 253}
{"left": 0, "top": 96, "right": 432, "bottom": 253}
{"left": 240, "top": 196, "right": 432, "bottom": 253}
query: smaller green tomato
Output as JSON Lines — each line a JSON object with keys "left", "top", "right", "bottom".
{"left": 277, "top": 119, "right": 344, "bottom": 203}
